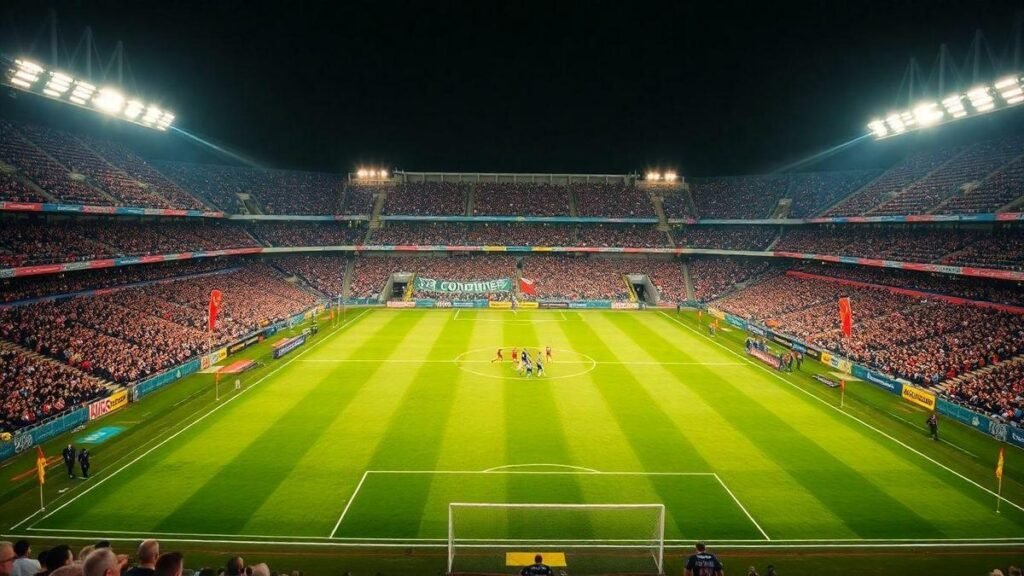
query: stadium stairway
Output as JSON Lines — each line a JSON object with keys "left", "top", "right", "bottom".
{"left": 464, "top": 185, "right": 474, "bottom": 216}
{"left": 681, "top": 260, "right": 695, "bottom": 301}
{"left": 369, "top": 189, "right": 388, "bottom": 228}
{"left": 342, "top": 258, "right": 355, "bottom": 299}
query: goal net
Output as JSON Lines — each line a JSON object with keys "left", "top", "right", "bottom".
{"left": 447, "top": 503, "right": 666, "bottom": 575}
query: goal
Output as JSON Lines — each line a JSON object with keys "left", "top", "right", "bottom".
{"left": 447, "top": 502, "right": 666, "bottom": 575}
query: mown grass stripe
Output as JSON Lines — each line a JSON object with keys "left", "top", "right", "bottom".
{"left": 617, "top": 312, "right": 949, "bottom": 539}
{"left": 149, "top": 311, "right": 420, "bottom": 534}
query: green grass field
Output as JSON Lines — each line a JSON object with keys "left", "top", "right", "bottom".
{"left": 3, "top": 308, "right": 1024, "bottom": 574}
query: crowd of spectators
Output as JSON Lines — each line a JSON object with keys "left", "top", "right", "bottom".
{"left": 0, "top": 219, "right": 259, "bottom": 267}
{"left": 151, "top": 161, "right": 343, "bottom": 214}
{"left": 383, "top": 182, "right": 468, "bottom": 215}
{"left": 410, "top": 256, "right": 518, "bottom": 300}
{"left": 520, "top": 256, "right": 631, "bottom": 300}
{"left": 947, "top": 359, "right": 1024, "bottom": 423}
{"left": 0, "top": 120, "right": 111, "bottom": 205}
{"left": 341, "top": 184, "right": 379, "bottom": 215}
{"left": 273, "top": 256, "right": 348, "bottom": 297}
{"left": 938, "top": 154, "right": 1024, "bottom": 214}
{"left": 0, "top": 172, "right": 47, "bottom": 203}
{"left": 826, "top": 147, "right": 961, "bottom": 217}
{"left": 674, "top": 225, "right": 777, "bottom": 250}
{"left": 370, "top": 222, "right": 466, "bottom": 245}
{"left": 349, "top": 256, "right": 408, "bottom": 299}
{"left": 941, "top": 227, "right": 1024, "bottom": 271}
{"left": 0, "top": 265, "right": 317, "bottom": 384}
{"left": 577, "top": 225, "right": 668, "bottom": 248}
{"left": 644, "top": 259, "right": 688, "bottom": 302}
{"left": 689, "top": 175, "right": 789, "bottom": 219}
{"left": 689, "top": 258, "right": 779, "bottom": 301}
{"left": 713, "top": 272, "right": 1024, "bottom": 386}
{"left": 871, "top": 137, "right": 1024, "bottom": 216}
{"left": 472, "top": 182, "right": 572, "bottom": 216}
{"left": 463, "top": 223, "right": 575, "bottom": 246}
{"left": 247, "top": 222, "right": 365, "bottom": 246}
{"left": 1, "top": 346, "right": 107, "bottom": 431}
{"left": 78, "top": 136, "right": 208, "bottom": 210}
{"left": 573, "top": 183, "right": 654, "bottom": 217}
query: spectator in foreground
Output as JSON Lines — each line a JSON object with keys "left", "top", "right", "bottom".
{"left": 10, "top": 540, "right": 39, "bottom": 576}
{"left": 40, "top": 546, "right": 73, "bottom": 576}
{"left": 0, "top": 541, "right": 14, "bottom": 576}
{"left": 83, "top": 548, "right": 118, "bottom": 576}
{"left": 125, "top": 540, "right": 159, "bottom": 576}
{"left": 225, "top": 556, "right": 245, "bottom": 576}
{"left": 685, "top": 541, "right": 724, "bottom": 576}
{"left": 154, "top": 552, "right": 184, "bottom": 576}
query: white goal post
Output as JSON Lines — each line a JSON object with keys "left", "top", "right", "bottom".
{"left": 447, "top": 502, "right": 666, "bottom": 575}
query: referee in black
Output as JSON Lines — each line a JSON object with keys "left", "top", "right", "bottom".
{"left": 62, "top": 444, "right": 76, "bottom": 478}
{"left": 78, "top": 448, "right": 91, "bottom": 478}
{"left": 927, "top": 413, "right": 939, "bottom": 441}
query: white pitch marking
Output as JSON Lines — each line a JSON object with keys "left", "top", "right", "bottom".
{"left": 659, "top": 311, "right": 1024, "bottom": 515}
{"left": 329, "top": 470, "right": 369, "bottom": 538}
{"left": 482, "top": 463, "right": 602, "bottom": 473}
{"left": 713, "top": 473, "right": 770, "bottom": 541}
{"left": 299, "top": 358, "right": 744, "bottom": 366}
{"left": 12, "top": 309, "right": 371, "bottom": 532}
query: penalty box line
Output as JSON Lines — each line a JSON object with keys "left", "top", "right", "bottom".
{"left": 12, "top": 309, "right": 373, "bottom": 533}
{"left": 328, "top": 469, "right": 768, "bottom": 541}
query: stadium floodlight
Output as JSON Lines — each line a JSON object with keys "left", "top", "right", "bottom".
{"left": 356, "top": 168, "right": 369, "bottom": 178}
{"left": 867, "top": 73, "right": 1024, "bottom": 139}
{"left": 664, "top": 171, "right": 678, "bottom": 182}
{"left": 379, "top": 169, "right": 388, "bottom": 179}
{"left": 2, "top": 56, "right": 176, "bottom": 131}
{"left": 646, "top": 171, "right": 661, "bottom": 181}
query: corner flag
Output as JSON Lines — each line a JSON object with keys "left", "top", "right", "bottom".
{"left": 519, "top": 277, "right": 537, "bottom": 296}
{"left": 997, "top": 447, "right": 1005, "bottom": 480}
{"left": 36, "top": 446, "right": 46, "bottom": 485}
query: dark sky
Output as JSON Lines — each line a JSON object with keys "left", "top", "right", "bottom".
{"left": 3, "top": 0, "right": 1023, "bottom": 175}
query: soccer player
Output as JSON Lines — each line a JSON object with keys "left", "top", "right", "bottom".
{"left": 512, "top": 347, "right": 519, "bottom": 363}
{"left": 62, "top": 444, "right": 76, "bottom": 479}
{"left": 685, "top": 541, "right": 724, "bottom": 576}
{"left": 535, "top": 356, "right": 545, "bottom": 376}
{"left": 927, "top": 413, "right": 939, "bottom": 440}
{"left": 545, "top": 346, "right": 552, "bottom": 362}
{"left": 491, "top": 348, "right": 504, "bottom": 363}
{"left": 520, "top": 554, "right": 553, "bottom": 576}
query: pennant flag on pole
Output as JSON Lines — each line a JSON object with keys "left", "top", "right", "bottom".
{"left": 838, "top": 297, "right": 853, "bottom": 338}
{"left": 36, "top": 445, "right": 46, "bottom": 485}
{"left": 208, "top": 289, "right": 223, "bottom": 332}
{"left": 519, "top": 277, "right": 537, "bottom": 296}
{"left": 997, "top": 447, "right": 1005, "bottom": 480}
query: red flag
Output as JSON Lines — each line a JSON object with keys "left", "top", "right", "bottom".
{"left": 36, "top": 445, "right": 46, "bottom": 485}
{"left": 208, "top": 289, "right": 223, "bottom": 332}
{"left": 997, "top": 447, "right": 1005, "bottom": 480}
{"left": 519, "top": 277, "right": 537, "bottom": 296}
{"left": 838, "top": 297, "right": 853, "bottom": 338}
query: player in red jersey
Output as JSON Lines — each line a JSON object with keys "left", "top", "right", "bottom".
{"left": 491, "top": 348, "right": 504, "bottom": 363}
{"left": 545, "top": 346, "right": 552, "bottom": 362}
{"left": 512, "top": 347, "right": 519, "bottom": 362}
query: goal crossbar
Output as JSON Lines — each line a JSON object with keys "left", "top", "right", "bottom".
{"left": 447, "top": 502, "right": 666, "bottom": 574}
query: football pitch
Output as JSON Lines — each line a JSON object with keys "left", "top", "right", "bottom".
{"left": 5, "top": 309, "right": 1024, "bottom": 571}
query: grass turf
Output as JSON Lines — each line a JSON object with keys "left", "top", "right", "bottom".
{"left": 2, "top": 308, "right": 1023, "bottom": 574}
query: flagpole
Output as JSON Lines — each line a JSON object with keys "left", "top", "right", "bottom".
{"left": 39, "top": 481, "right": 45, "bottom": 511}
{"left": 840, "top": 380, "right": 845, "bottom": 409}
{"left": 997, "top": 475, "right": 1003, "bottom": 514}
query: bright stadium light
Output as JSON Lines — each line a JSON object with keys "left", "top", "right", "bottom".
{"left": 379, "top": 169, "right": 388, "bottom": 179}
{"left": 868, "top": 73, "right": 1024, "bottom": 139}
{"left": 2, "top": 56, "right": 176, "bottom": 131}
{"left": 664, "top": 172, "right": 678, "bottom": 182}
{"left": 357, "top": 168, "right": 369, "bottom": 178}
{"left": 646, "top": 172, "right": 661, "bottom": 181}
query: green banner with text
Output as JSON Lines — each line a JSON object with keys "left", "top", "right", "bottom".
{"left": 414, "top": 276, "right": 513, "bottom": 293}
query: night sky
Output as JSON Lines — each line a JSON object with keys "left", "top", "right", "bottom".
{"left": 2, "top": 1, "right": 1023, "bottom": 176}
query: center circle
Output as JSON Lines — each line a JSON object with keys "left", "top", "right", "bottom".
{"left": 453, "top": 346, "right": 597, "bottom": 381}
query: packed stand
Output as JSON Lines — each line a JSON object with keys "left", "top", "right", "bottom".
{"left": 472, "top": 182, "right": 572, "bottom": 216}
{"left": 0, "top": 347, "right": 107, "bottom": 432}
{"left": 0, "top": 173, "right": 47, "bottom": 203}
{"left": 825, "top": 146, "right": 961, "bottom": 216}
{"left": 247, "top": 222, "right": 365, "bottom": 246}
{"left": 342, "top": 183, "right": 379, "bottom": 214}
{"left": 573, "top": 183, "right": 654, "bottom": 217}
{"left": 785, "top": 170, "right": 881, "bottom": 218}
{"left": 349, "top": 256, "right": 409, "bottom": 299}
{"left": 383, "top": 182, "right": 468, "bottom": 215}
{"left": 410, "top": 255, "right": 518, "bottom": 300}
{"left": 577, "top": 224, "right": 668, "bottom": 248}
{"left": 0, "top": 119, "right": 109, "bottom": 205}
{"left": 941, "top": 227, "right": 1024, "bottom": 271}
{"left": 18, "top": 123, "right": 174, "bottom": 208}
{"left": 0, "top": 265, "right": 318, "bottom": 383}
{"left": 659, "top": 189, "right": 696, "bottom": 219}
{"left": 689, "top": 257, "right": 779, "bottom": 301}
{"left": 714, "top": 273, "right": 1024, "bottom": 386}
{"left": 871, "top": 137, "right": 1024, "bottom": 215}
{"left": 151, "top": 161, "right": 250, "bottom": 212}
{"left": 673, "top": 225, "right": 777, "bottom": 250}
{"left": 0, "top": 219, "right": 259, "bottom": 267}
{"left": 0, "top": 259, "right": 237, "bottom": 304}
{"left": 464, "top": 223, "right": 574, "bottom": 246}
{"left": 274, "top": 256, "right": 348, "bottom": 297}
{"left": 689, "top": 175, "right": 789, "bottom": 219}
{"left": 370, "top": 222, "right": 465, "bottom": 245}
{"left": 947, "top": 359, "right": 1024, "bottom": 423}
{"left": 938, "top": 154, "right": 1024, "bottom": 214}
{"left": 78, "top": 136, "right": 209, "bottom": 210}
{"left": 521, "top": 256, "right": 631, "bottom": 300}
{"left": 644, "top": 260, "right": 688, "bottom": 302}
